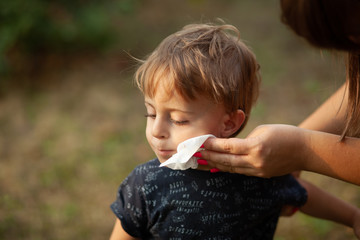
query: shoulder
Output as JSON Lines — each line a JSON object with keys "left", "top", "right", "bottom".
{"left": 133, "top": 158, "right": 160, "bottom": 172}
{"left": 227, "top": 173, "right": 306, "bottom": 197}
{"left": 121, "top": 158, "right": 171, "bottom": 191}
{"left": 126, "top": 159, "right": 161, "bottom": 179}
{"left": 113, "top": 159, "right": 163, "bottom": 208}
{"left": 262, "top": 174, "right": 307, "bottom": 205}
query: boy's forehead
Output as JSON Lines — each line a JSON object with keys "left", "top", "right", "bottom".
{"left": 145, "top": 83, "right": 185, "bottom": 104}
{"left": 144, "top": 92, "right": 225, "bottom": 116}
{"left": 150, "top": 79, "right": 176, "bottom": 99}
{"left": 145, "top": 74, "right": 189, "bottom": 100}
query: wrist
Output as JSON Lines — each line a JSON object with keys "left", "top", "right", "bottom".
{"left": 302, "top": 129, "right": 314, "bottom": 171}
{"left": 293, "top": 127, "right": 313, "bottom": 172}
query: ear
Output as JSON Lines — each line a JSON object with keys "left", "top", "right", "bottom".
{"left": 220, "top": 109, "right": 246, "bottom": 138}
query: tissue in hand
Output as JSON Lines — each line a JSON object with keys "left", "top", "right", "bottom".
{"left": 159, "top": 134, "right": 215, "bottom": 170}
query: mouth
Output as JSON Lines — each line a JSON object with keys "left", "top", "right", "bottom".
{"left": 149, "top": 140, "right": 176, "bottom": 160}
{"left": 157, "top": 149, "right": 175, "bottom": 156}
{"left": 154, "top": 148, "right": 175, "bottom": 159}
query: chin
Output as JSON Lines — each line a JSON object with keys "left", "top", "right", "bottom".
{"left": 156, "top": 156, "right": 169, "bottom": 163}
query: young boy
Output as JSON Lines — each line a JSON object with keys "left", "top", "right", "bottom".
{"left": 110, "top": 23, "right": 360, "bottom": 239}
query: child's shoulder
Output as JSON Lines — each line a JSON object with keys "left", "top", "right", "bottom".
{"left": 124, "top": 158, "right": 162, "bottom": 181}
{"left": 131, "top": 158, "right": 160, "bottom": 173}
{"left": 119, "top": 158, "right": 169, "bottom": 196}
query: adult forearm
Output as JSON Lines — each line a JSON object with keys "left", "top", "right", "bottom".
{"left": 201, "top": 124, "right": 360, "bottom": 185}
{"left": 298, "top": 179, "right": 358, "bottom": 228}
{"left": 302, "top": 129, "right": 360, "bottom": 185}
{"left": 299, "top": 84, "right": 347, "bottom": 134}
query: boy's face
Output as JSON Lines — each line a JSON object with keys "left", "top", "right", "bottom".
{"left": 144, "top": 84, "right": 228, "bottom": 163}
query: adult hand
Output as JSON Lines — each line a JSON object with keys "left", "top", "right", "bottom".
{"left": 201, "top": 124, "right": 309, "bottom": 178}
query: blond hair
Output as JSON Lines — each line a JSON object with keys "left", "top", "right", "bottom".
{"left": 135, "top": 23, "right": 260, "bottom": 136}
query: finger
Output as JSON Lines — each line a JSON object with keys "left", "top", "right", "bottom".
{"left": 280, "top": 206, "right": 299, "bottom": 217}
{"left": 197, "top": 161, "right": 254, "bottom": 176}
{"left": 209, "top": 163, "right": 257, "bottom": 176}
{"left": 204, "top": 155, "right": 266, "bottom": 177}
{"left": 201, "top": 150, "right": 251, "bottom": 168}
{"left": 203, "top": 137, "right": 251, "bottom": 154}
{"left": 202, "top": 153, "right": 251, "bottom": 173}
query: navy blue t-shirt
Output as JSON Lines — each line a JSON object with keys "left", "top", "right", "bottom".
{"left": 111, "top": 158, "right": 307, "bottom": 239}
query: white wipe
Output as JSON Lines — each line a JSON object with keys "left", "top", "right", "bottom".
{"left": 159, "top": 134, "right": 215, "bottom": 170}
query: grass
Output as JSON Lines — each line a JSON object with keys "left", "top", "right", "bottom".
{"left": 0, "top": 0, "right": 359, "bottom": 239}
{"left": 0, "top": 63, "right": 150, "bottom": 239}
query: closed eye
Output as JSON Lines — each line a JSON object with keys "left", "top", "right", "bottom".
{"left": 144, "top": 113, "right": 156, "bottom": 119}
{"left": 171, "top": 119, "right": 189, "bottom": 126}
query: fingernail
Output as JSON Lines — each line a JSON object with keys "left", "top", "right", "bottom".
{"left": 210, "top": 168, "right": 220, "bottom": 173}
{"left": 197, "top": 159, "right": 208, "bottom": 165}
{"left": 200, "top": 144, "right": 204, "bottom": 148}
{"left": 193, "top": 152, "right": 202, "bottom": 158}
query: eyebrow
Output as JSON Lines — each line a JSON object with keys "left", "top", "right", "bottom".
{"left": 144, "top": 101, "right": 195, "bottom": 114}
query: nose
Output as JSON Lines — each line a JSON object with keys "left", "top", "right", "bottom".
{"left": 151, "top": 116, "right": 169, "bottom": 139}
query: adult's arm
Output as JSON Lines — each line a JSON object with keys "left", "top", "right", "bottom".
{"left": 297, "top": 179, "right": 360, "bottom": 238}
{"left": 201, "top": 84, "right": 360, "bottom": 185}
{"left": 202, "top": 125, "right": 360, "bottom": 184}
{"left": 298, "top": 83, "right": 348, "bottom": 134}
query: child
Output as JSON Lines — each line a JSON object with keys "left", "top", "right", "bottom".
{"left": 110, "top": 23, "right": 360, "bottom": 239}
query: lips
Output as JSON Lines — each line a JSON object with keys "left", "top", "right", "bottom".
{"left": 149, "top": 140, "right": 176, "bottom": 160}
{"left": 151, "top": 145, "right": 175, "bottom": 159}
{"left": 155, "top": 149, "right": 175, "bottom": 158}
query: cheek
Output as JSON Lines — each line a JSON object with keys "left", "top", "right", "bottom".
{"left": 145, "top": 121, "right": 152, "bottom": 142}
{"left": 207, "top": 121, "right": 224, "bottom": 136}
{"left": 173, "top": 127, "right": 215, "bottom": 143}
{"left": 192, "top": 117, "right": 224, "bottom": 137}
{"left": 172, "top": 130, "right": 194, "bottom": 144}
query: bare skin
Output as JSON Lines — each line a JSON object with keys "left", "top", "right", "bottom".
{"left": 201, "top": 84, "right": 360, "bottom": 185}
{"left": 298, "top": 179, "right": 360, "bottom": 238}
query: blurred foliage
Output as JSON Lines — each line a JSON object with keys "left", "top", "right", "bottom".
{"left": 0, "top": 0, "right": 141, "bottom": 74}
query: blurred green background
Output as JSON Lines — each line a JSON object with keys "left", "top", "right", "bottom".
{"left": 0, "top": 0, "right": 359, "bottom": 239}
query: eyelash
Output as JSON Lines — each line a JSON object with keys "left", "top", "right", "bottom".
{"left": 171, "top": 119, "right": 189, "bottom": 126}
{"left": 144, "top": 113, "right": 156, "bottom": 119}
{"left": 144, "top": 114, "right": 189, "bottom": 126}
